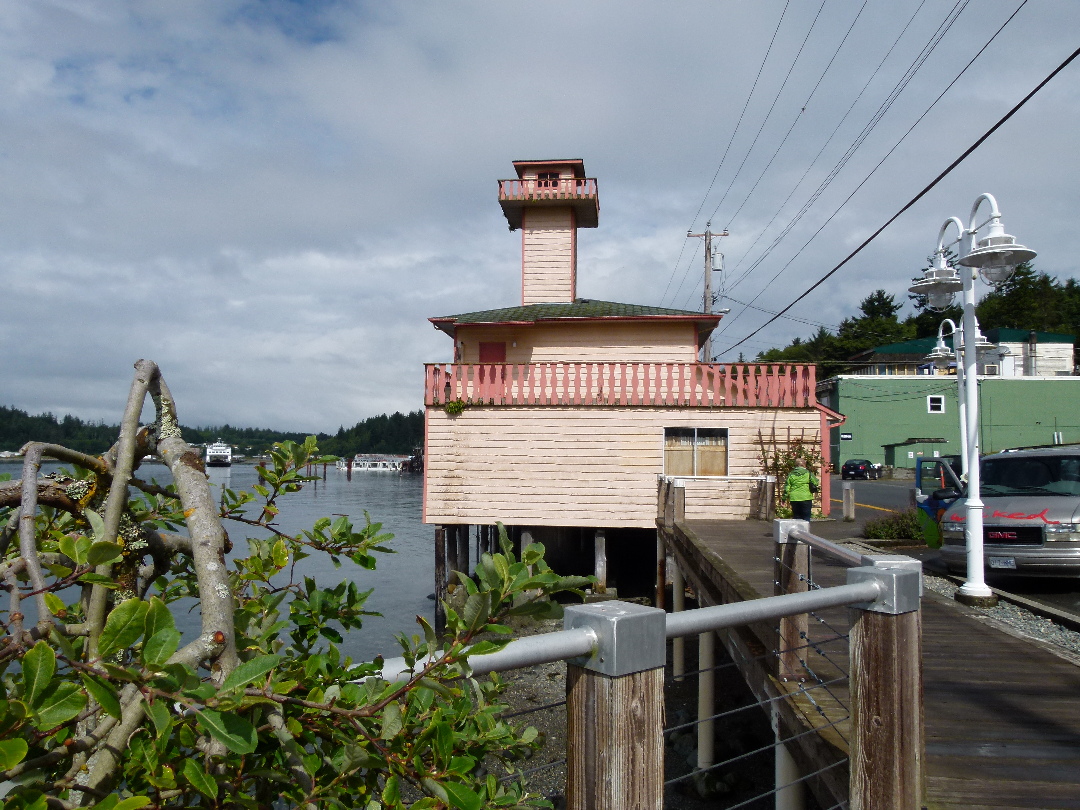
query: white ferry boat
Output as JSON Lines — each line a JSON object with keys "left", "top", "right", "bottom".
{"left": 335, "top": 454, "right": 409, "bottom": 472}
{"left": 205, "top": 441, "right": 233, "bottom": 467}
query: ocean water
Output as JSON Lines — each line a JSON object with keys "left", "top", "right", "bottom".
{"left": 25, "top": 461, "right": 435, "bottom": 663}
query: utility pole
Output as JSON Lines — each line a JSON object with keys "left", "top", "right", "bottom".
{"left": 687, "top": 227, "right": 728, "bottom": 362}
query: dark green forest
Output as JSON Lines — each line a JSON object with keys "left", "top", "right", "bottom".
{"left": 0, "top": 406, "right": 424, "bottom": 459}
{"left": 755, "top": 264, "right": 1080, "bottom": 377}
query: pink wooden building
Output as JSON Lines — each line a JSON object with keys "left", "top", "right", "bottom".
{"left": 423, "top": 160, "right": 835, "bottom": 593}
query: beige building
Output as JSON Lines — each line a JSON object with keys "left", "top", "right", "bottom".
{"left": 423, "top": 160, "right": 835, "bottom": 592}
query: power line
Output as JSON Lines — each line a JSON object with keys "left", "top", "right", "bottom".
{"left": 716, "top": 42, "right": 1080, "bottom": 358}
{"left": 660, "top": 1, "right": 790, "bottom": 308}
{"left": 720, "top": 0, "right": 975, "bottom": 311}
{"left": 723, "top": 0, "right": 932, "bottom": 284}
{"left": 715, "top": 0, "right": 1030, "bottom": 344}
{"left": 718, "top": 0, "right": 871, "bottom": 234}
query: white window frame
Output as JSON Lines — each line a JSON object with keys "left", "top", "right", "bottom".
{"left": 663, "top": 427, "right": 729, "bottom": 476}
{"left": 927, "top": 395, "right": 946, "bottom": 414}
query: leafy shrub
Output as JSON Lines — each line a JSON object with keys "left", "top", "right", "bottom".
{"left": 863, "top": 508, "right": 924, "bottom": 541}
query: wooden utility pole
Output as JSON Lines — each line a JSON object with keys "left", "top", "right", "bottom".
{"left": 687, "top": 227, "right": 728, "bottom": 362}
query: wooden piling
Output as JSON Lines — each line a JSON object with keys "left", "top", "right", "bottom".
{"left": 434, "top": 527, "right": 447, "bottom": 635}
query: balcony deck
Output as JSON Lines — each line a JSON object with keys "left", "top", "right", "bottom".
{"left": 498, "top": 177, "right": 599, "bottom": 229}
{"left": 424, "top": 362, "right": 817, "bottom": 409}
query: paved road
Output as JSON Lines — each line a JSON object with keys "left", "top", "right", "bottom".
{"left": 828, "top": 475, "right": 1080, "bottom": 619}
{"left": 827, "top": 474, "right": 912, "bottom": 516}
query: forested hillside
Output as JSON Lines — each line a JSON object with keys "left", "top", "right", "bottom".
{"left": 755, "top": 264, "right": 1079, "bottom": 376}
{"left": 0, "top": 406, "right": 424, "bottom": 458}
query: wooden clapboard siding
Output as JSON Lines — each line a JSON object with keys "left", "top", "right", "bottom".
{"left": 522, "top": 207, "right": 575, "bottom": 304}
{"left": 455, "top": 322, "right": 698, "bottom": 364}
{"left": 423, "top": 406, "right": 819, "bottom": 527}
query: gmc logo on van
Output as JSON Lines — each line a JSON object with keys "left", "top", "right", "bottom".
{"left": 988, "top": 531, "right": 1018, "bottom": 540}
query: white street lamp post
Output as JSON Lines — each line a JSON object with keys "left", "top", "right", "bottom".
{"left": 910, "top": 193, "right": 1036, "bottom": 606}
{"left": 926, "top": 319, "right": 968, "bottom": 475}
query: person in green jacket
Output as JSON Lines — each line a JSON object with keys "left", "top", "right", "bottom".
{"left": 784, "top": 458, "right": 820, "bottom": 521}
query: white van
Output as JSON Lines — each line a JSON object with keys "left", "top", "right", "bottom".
{"left": 940, "top": 445, "right": 1080, "bottom": 577}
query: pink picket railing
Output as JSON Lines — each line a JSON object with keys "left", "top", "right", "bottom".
{"left": 498, "top": 177, "right": 598, "bottom": 201}
{"left": 424, "top": 363, "right": 817, "bottom": 409}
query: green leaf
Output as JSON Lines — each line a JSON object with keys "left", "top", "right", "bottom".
{"left": 142, "top": 629, "right": 181, "bottom": 669}
{"left": 379, "top": 701, "right": 402, "bottom": 740}
{"left": 220, "top": 654, "right": 282, "bottom": 693}
{"left": 87, "top": 541, "right": 123, "bottom": 567}
{"left": 80, "top": 675, "right": 121, "bottom": 720}
{"left": 0, "top": 738, "right": 28, "bottom": 770}
{"left": 271, "top": 538, "right": 289, "bottom": 568}
{"left": 182, "top": 758, "right": 218, "bottom": 799}
{"left": 84, "top": 510, "right": 106, "bottom": 542}
{"left": 76, "top": 572, "right": 118, "bottom": 587}
{"left": 22, "top": 641, "right": 56, "bottom": 707}
{"left": 146, "top": 700, "right": 172, "bottom": 738}
{"left": 381, "top": 775, "right": 400, "bottom": 805}
{"left": 43, "top": 592, "right": 66, "bottom": 618}
{"left": 97, "top": 599, "right": 149, "bottom": 660}
{"left": 33, "top": 682, "right": 87, "bottom": 729}
{"left": 196, "top": 709, "right": 258, "bottom": 755}
{"left": 144, "top": 596, "right": 176, "bottom": 638}
{"left": 462, "top": 592, "right": 491, "bottom": 634}
{"left": 113, "top": 799, "right": 152, "bottom": 810}
{"left": 59, "top": 535, "right": 81, "bottom": 565}
{"left": 443, "top": 781, "right": 482, "bottom": 810}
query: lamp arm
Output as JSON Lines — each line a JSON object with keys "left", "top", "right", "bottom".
{"left": 968, "top": 193, "right": 1004, "bottom": 240}
{"left": 936, "top": 217, "right": 966, "bottom": 259}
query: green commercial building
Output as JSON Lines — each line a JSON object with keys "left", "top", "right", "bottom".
{"left": 818, "top": 330, "right": 1078, "bottom": 471}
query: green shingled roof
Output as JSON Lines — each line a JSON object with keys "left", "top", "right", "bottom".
{"left": 431, "top": 298, "right": 718, "bottom": 329}
{"left": 868, "top": 329, "right": 1075, "bottom": 358}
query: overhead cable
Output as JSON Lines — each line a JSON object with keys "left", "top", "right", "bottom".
{"left": 717, "top": 42, "right": 1080, "bottom": 357}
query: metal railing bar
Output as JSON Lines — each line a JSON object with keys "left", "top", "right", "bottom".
{"left": 666, "top": 580, "right": 882, "bottom": 639}
{"left": 789, "top": 527, "right": 869, "bottom": 568}
{"left": 379, "top": 626, "right": 597, "bottom": 682}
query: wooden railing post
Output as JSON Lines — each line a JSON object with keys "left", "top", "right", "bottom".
{"left": 434, "top": 527, "right": 447, "bottom": 635}
{"left": 773, "top": 520, "right": 810, "bottom": 682}
{"left": 565, "top": 602, "right": 666, "bottom": 810}
{"left": 847, "top": 563, "right": 924, "bottom": 810}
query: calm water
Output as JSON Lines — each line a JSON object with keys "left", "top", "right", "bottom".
{"left": 27, "top": 461, "right": 434, "bottom": 663}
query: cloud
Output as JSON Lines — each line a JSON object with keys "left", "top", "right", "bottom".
{"left": 0, "top": 0, "right": 1076, "bottom": 434}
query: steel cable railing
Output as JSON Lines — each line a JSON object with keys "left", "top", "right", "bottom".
{"left": 379, "top": 519, "right": 922, "bottom": 808}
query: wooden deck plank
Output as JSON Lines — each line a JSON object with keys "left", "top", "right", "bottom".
{"left": 665, "top": 518, "right": 1080, "bottom": 809}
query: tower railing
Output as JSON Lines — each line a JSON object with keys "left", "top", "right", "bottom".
{"left": 499, "top": 176, "right": 598, "bottom": 200}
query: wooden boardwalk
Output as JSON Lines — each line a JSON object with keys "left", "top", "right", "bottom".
{"left": 667, "top": 518, "right": 1080, "bottom": 810}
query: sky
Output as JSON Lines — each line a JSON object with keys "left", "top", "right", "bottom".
{"left": 1, "top": 0, "right": 1077, "bottom": 436}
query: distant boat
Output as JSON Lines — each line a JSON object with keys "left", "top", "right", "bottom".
{"left": 205, "top": 441, "right": 233, "bottom": 467}
{"left": 335, "top": 454, "right": 409, "bottom": 472}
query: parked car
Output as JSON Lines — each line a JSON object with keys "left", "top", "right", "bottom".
{"left": 841, "top": 459, "right": 881, "bottom": 480}
{"left": 939, "top": 445, "right": 1080, "bottom": 577}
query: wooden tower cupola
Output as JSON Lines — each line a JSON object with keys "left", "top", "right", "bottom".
{"left": 498, "top": 159, "right": 599, "bottom": 305}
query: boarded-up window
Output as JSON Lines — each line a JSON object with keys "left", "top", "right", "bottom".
{"left": 478, "top": 342, "right": 507, "bottom": 363}
{"left": 664, "top": 428, "right": 728, "bottom": 476}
